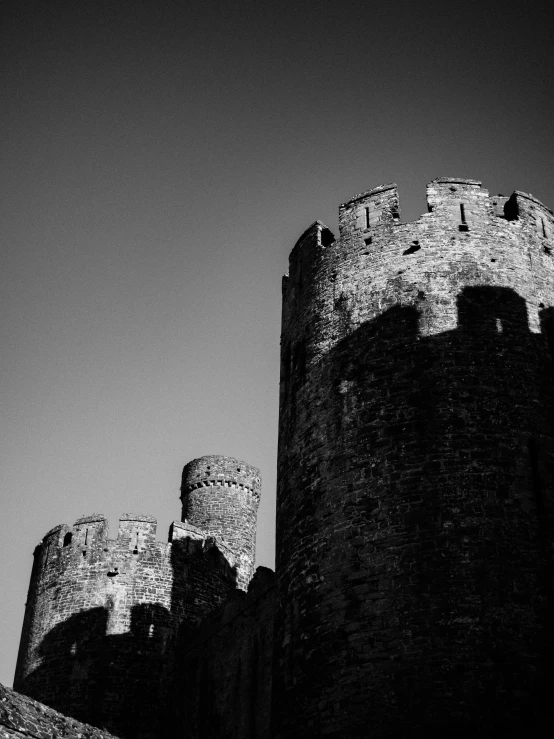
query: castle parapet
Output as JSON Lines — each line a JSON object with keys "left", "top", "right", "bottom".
{"left": 73, "top": 514, "right": 108, "bottom": 547}
{"left": 14, "top": 510, "right": 240, "bottom": 738}
{"left": 426, "top": 177, "right": 489, "bottom": 228}
{"left": 283, "top": 221, "right": 335, "bottom": 311}
{"left": 505, "top": 190, "right": 554, "bottom": 239}
{"left": 338, "top": 183, "right": 399, "bottom": 241}
{"left": 118, "top": 513, "right": 157, "bottom": 550}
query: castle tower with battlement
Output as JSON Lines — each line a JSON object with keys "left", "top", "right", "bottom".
{"left": 6, "top": 178, "right": 554, "bottom": 739}
{"left": 181, "top": 455, "right": 261, "bottom": 589}
{"left": 275, "top": 178, "right": 554, "bottom": 736}
{"left": 13, "top": 456, "right": 260, "bottom": 739}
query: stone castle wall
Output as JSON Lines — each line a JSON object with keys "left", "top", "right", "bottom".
{"left": 7, "top": 178, "right": 554, "bottom": 738}
{"left": 13, "top": 456, "right": 260, "bottom": 739}
{"left": 14, "top": 514, "right": 236, "bottom": 739}
{"left": 275, "top": 179, "right": 554, "bottom": 736}
{"left": 174, "top": 566, "right": 275, "bottom": 739}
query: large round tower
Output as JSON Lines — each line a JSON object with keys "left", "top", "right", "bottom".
{"left": 275, "top": 179, "right": 554, "bottom": 736}
{"left": 180, "top": 455, "right": 261, "bottom": 588}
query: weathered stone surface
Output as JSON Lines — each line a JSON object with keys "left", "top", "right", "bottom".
{"left": 174, "top": 566, "right": 275, "bottom": 738}
{"left": 275, "top": 178, "right": 554, "bottom": 737}
{"left": 181, "top": 456, "right": 261, "bottom": 588}
{"left": 0, "top": 683, "right": 117, "bottom": 739}
{"left": 14, "top": 457, "right": 261, "bottom": 739}
{"left": 10, "top": 178, "right": 554, "bottom": 738}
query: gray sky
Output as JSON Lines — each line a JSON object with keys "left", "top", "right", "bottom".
{"left": 2, "top": 0, "right": 553, "bottom": 686}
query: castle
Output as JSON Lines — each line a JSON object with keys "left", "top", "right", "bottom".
{"left": 2, "top": 177, "right": 554, "bottom": 738}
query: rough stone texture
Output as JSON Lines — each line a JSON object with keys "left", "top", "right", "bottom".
{"left": 0, "top": 683, "right": 117, "bottom": 739}
{"left": 181, "top": 456, "right": 261, "bottom": 588}
{"left": 13, "top": 456, "right": 262, "bottom": 739}
{"left": 10, "top": 179, "right": 554, "bottom": 738}
{"left": 275, "top": 179, "right": 554, "bottom": 737}
{"left": 173, "top": 566, "right": 275, "bottom": 738}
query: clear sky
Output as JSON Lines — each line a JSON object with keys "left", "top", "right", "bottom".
{"left": 1, "top": 0, "right": 553, "bottom": 687}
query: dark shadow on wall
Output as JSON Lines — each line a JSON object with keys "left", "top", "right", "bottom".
{"left": 19, "top": 287, "right": 554, "bottom": 739}
{"left": 276, "top": 286, "right": 554, "bottom": 738}
{"left": 169, "top": 565, "right": 276, "bottom": 739}
{"left": 18, "top": 538, "right": 238, "bottom": 739}
{"left": 19, "top": 604, "right": 173, "bottom": 739}
{"left": 18, "top": 608, "right": 109, "bottom": 724}
{"left": 164, "top": 537, "right": 243, "bottom": 739}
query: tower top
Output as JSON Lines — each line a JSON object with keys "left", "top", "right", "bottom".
{"left": 181, "top": 455, "right": 261, "bottom": 501}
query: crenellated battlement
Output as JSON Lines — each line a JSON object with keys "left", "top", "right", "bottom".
{"left": 280, "top": 177, "right": 554, "bottom": 407}
{"left": 339, "top": 182, "right": 400, "bottom": 241}
{"left": 36, "top": 513, "right": 238, "bottom": 572}
{"left": 284, "top": 179, "right": 553, "bottom": 300}
{"left": 15, "top": 450, "right": 263, "bottom": 728}
{"left": 425, "top": 177, "right": 489, "bottom": 226}
{"left": 283, "top": 221, "right": 335, "bottom": 304}
{"left": 184, "top": 476, "right": 259, "bottom": 497}
{"left": 181, "top": 455, "right": 261, "bottom": 499}
{"left": 289, "top": 220, "right": 336, "bottom": 258}
{"left": 39, "top": 514, "right": 157, "bottom": 551}
{"left": 180, "top": 456, "right": 261, "bottom": 588}
{"left": 276, "top": 175, "right": 554, "bottom": 737}
{"left": 14, "top": 488, "right": 246, "bottom": 737}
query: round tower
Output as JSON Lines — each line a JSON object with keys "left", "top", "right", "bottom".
{"left": 13, "top": 508, "right": 238, "bottom": 739}
{"left": 180, "top": 455, "right": 261, "bottom": 589}
{"left": 275, "top": 179, "right": 554, "bottom": 736}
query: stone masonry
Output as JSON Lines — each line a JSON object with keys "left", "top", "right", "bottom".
{"left": 13, "top": 456, "right": 260, "bottom": 739}
{"left": 3, "top": 177, "right": 554, "bottom": 739}
{"left": 275, "top": 178, "right": 554, "bottom": 737}
{"left": 181, "top": 456, "right": 261, "bottom": 589}
{"left": 0, "top": 683, "right": 117, "bottom": 739}
{"left": 174, "top": 566, "right": 275, "bottom": 738}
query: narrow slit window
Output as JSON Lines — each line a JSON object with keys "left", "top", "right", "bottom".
{"left": 365, "top": 207, "right": 370, "bottom": 229}
{"left": 542, "top": 219, "right": 547, "bottom": 238}
{"left": 459, "top": 203, "right": 469, "bottom": 231}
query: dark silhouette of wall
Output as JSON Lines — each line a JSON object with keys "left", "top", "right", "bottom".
{"left": 172, "top": 566, "right": 275, "bottom": 739}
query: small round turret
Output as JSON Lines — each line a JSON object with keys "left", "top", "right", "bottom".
{"left": 180, "top": 455, "right": 261, "bottom": 588}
